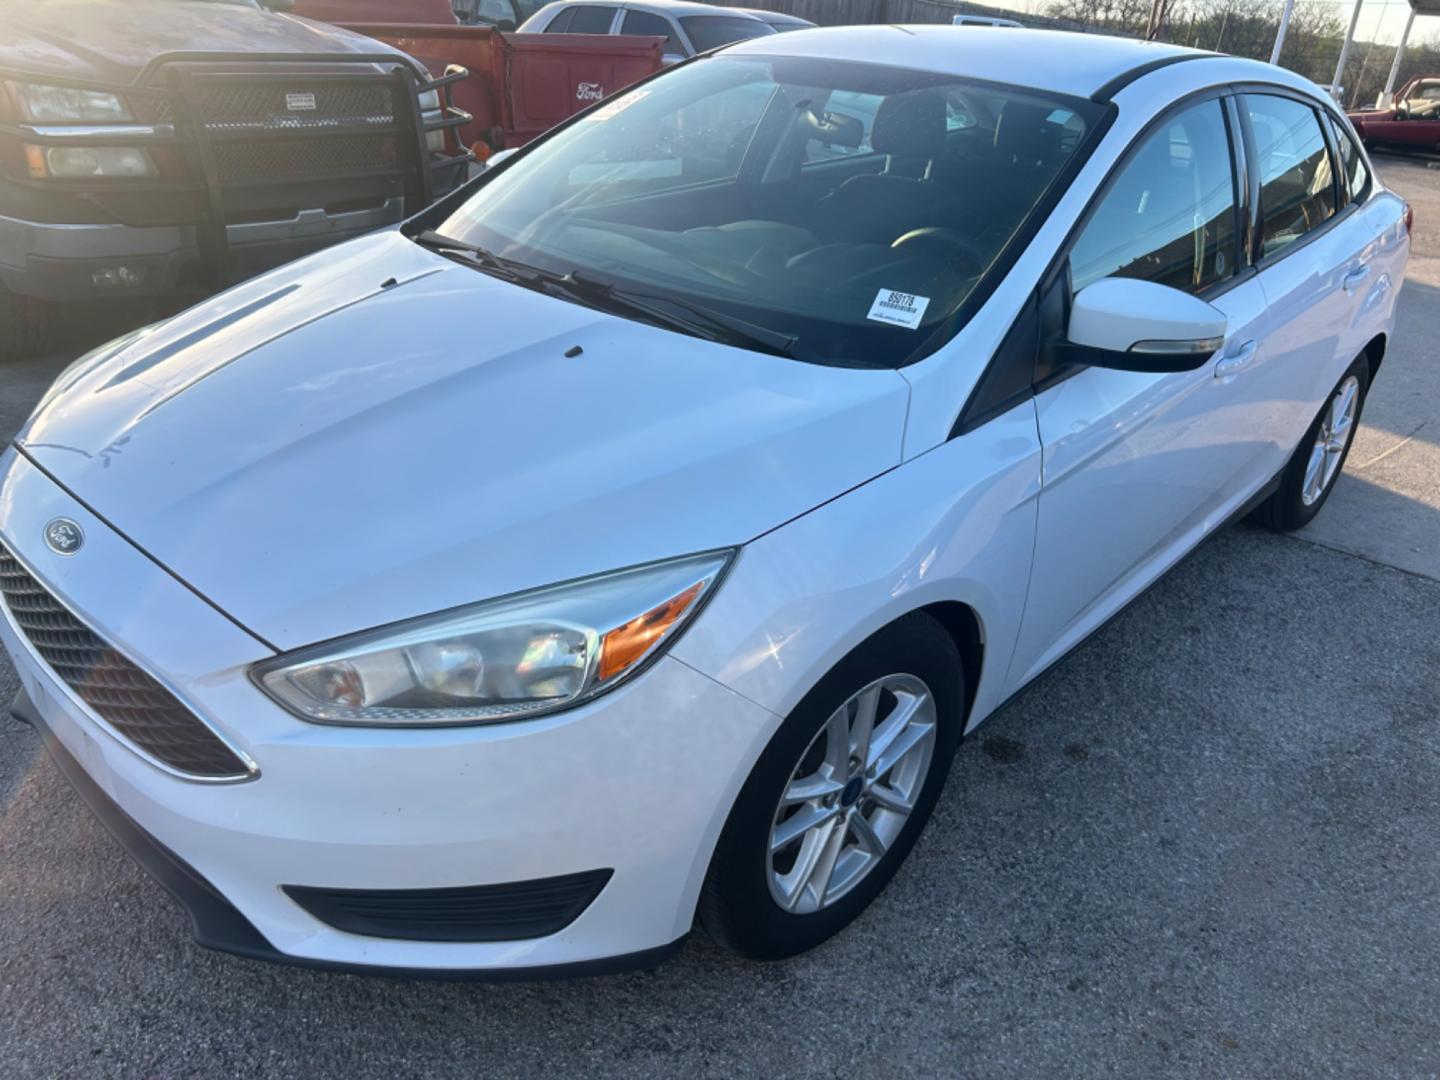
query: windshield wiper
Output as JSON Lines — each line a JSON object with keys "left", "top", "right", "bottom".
{"left": 534, "top": 269, "right": 798, "bottom": 359}
{"left": 410, "top": 230, "right": 538, "bottom": 285}
{"left": 412, "top": 231, "right": 797, "bottom": 359}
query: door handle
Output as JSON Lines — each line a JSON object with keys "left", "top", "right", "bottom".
{"left": 1343, "top": 264, "right": 1372, "bottom": 293}
{"left": 1214, "top": 340, "right": 1258, "bottom": 380}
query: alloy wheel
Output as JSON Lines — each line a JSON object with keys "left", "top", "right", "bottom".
{"left": 767, "top": 674, "right": 937, "bottom": 915}
{"left": 1301, "top": 374, "right": 1361, "bottom": 506}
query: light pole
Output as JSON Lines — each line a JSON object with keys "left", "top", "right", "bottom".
{"left": 1331, "top": 0, "right": 1367, "bottom": 104}
{"left": 1378, "top": 8, "right": 1418, "bottom": 107}
{"left": 1270, "top": 0, "right": 1296, "bottom": 65}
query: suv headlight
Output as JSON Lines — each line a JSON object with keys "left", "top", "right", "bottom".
{"left": 11, "top": 82, "right": 132, "bottom": 122}
{"left": 26, "top": 145, "right": 157, "bottom": 178}
{"left": 254, "top": 551, "right": 732, "bottom": 726}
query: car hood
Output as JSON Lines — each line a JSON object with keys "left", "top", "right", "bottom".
{"left": 18, "top": 232, "right": 910, "bottom": 651}
{"left": 2, "top": 0, "right": 411, "bottom": 86}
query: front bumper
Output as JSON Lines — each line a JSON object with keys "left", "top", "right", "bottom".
{"left": 8, "top": 686, "right": 682, "bottom": 980}
{"left": 0, "top": 448, "right": 780, "bottom": 975}
{"left": 0, "top": 202, "right": 405, "bottom": 303}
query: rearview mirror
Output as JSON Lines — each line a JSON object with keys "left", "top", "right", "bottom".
{"left": 801, "top": 109, "right": 864, "bottom": 149}
{"left": 1065, "top": 278, "right": 1226, "bottom": 373}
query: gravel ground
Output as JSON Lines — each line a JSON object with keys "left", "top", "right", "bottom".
{"left": 1, "top": 160, "right": 1438, "bottom": 1080}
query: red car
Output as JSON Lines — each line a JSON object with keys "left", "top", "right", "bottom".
{"left": 1349, "top": 77, "right": 1440, "bottom": 155}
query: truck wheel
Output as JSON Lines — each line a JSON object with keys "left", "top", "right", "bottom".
{"left": 0, "top": 285, "right": 51, "bottom": 361}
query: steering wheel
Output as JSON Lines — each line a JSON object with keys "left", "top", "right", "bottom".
{"left": 891, "top": 228, "right": 992, "bottom": 279}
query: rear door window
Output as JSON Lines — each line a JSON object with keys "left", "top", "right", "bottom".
{"left": 1329, "top": 116, "right": 1371, "bottom": 204}
{"left": 1243, "top": 94, "right": 1337, "bottom": 258}
{"left": 566, "top": 5, "right": 618, "bottom": 33}
{"left": 678, "top": 15, "right": 774, "bottom": 52}
{"left": 620, "top": 9, "right": 682, "bottom": 54}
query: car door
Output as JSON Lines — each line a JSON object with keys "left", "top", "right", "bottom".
{"left": 1006, "top": 95, "right": 1275, "bottom": 688}
{"left": 1242, "top": 93, "right": 1385, "bottom": 454}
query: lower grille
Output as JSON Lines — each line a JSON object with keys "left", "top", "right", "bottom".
{"left": 212, "top": 134, "right": 399, "bottom": 182}
{"left": 0, "top": 543, "right": 253, "bottom": 781}
{"left": 283, "top": 870, "right": 615, "bottom": 943}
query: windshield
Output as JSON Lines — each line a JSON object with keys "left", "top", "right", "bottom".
{"left": 434, "top": 55, "right": 1099, "bottom": 368}
{"left": 680, "top": 15, "right": 776, "bottom": 51}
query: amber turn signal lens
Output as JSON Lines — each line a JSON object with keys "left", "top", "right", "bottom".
{"left": 471, "top": 140, "right": 492, "bottom": 163}
{"left": 598, "top": 582, "right": 705, "bottom": 682}
{"left": 24, "top": 143, "right": 46, "bottom": 178}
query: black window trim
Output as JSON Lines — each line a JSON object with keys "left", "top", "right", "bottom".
{"left": 951, "top": 79, "right": 1369, "bottom": 439}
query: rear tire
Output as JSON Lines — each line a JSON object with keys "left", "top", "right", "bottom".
{"left": 1253, "top": 354, "right": 1370, "bottom": 532}
{"left": 698, "top": 612, "right": 965, "bottom": 960}
{"left": 0, "top": 284, "right": 51, "bottom": 361}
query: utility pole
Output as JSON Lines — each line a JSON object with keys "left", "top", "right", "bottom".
{"left": 1379, "top": 8, "right": 1418, "bottom": 107}
{"left": 1270, "top": 0, "right": 1296, "bottom": 65}
{"left": 1331, "top": 0, "right": 1366, "bottom": 103}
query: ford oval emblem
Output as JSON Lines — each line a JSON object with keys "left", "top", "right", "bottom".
{"left": 44, "top": 518, "right": 84, "bottom": 556}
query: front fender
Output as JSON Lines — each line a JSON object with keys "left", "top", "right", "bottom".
{"left": 672, "top": 401, "right": 1042, "bottom": 735}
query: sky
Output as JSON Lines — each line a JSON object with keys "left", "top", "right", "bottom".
{"left": 976, "top": 0, "right": 1433, "bottom": 47}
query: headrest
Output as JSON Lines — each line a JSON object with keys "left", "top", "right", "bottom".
{"left": 871, "top": 90, "right": 947, "bottom": 161}
{"left": 994, "top": 102, "right": 1062, "bottom": 163}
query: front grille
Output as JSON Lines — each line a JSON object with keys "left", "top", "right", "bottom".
{"left": 0, "top": 543, "right": 252, "bottom": 780}
{"left": 197, "top": 82, "right": 398, "bottom": 129}
{"left": 212, "top": 134, "right": 399, "bottom": 182}
{"left": 283, "top": 870, "right": 615, "bottom": 943}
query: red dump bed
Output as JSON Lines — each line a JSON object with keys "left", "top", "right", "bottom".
{"left": 291, "top": 4, "right": 663, "bottom": 151}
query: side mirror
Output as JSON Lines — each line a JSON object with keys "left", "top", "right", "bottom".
{"left": 1065, "top": 278, "right": 1226, "bottom": 373}
{"left": 496, "top": 18, "right": 517, "bottom": 31}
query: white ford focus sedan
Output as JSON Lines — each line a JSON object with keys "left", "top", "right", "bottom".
{"left": 0, "top": 27, "right": 1409, "bottom": 977}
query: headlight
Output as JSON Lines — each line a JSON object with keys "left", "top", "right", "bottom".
{"left": 254, "top": 551, "right": 733, "bottom": 726}
{"left": 25, "top": 145, "right": 157, "bottom": 178}
{"left": 11, "top": 82, "right": 132, "bottom": 123}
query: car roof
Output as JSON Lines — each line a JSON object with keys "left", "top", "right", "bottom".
{"left": 724, "top": 25, "right": 1228, "bottom": 99}
{"left": 733, "top": 7, "right": 813, "bottom": 24}
{"left": 554, "top": 0, "right": 766, "bottom": 15}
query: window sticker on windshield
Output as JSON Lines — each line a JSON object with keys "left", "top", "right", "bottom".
{"left": 583, "top": 89, "right": 652, "bottom": 121}
{"left": 867, "top": 289, "right": 930, "bottom": 330}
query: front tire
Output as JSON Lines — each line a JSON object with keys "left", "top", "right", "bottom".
{"left": 1254, "top": 355, "right": 1369, "bottom": 532}
{"left": 699, "top": 613, "right": 965, "bottom": 960}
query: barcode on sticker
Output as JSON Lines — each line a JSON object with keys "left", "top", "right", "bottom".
{"left": 867, "top": 289, "right": 930, "bottom": 330}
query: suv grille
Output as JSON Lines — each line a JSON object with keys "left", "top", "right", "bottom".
{"left": 197, "top": 82, "right": 398, "bottom": 128}
{"left": 0, "top": 543, "right": 252, "bottom": 780}
{"left": 212, "top": 134, "right": 399, "bottom": 182}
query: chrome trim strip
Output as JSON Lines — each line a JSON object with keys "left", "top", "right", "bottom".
{"left": 20, "top": 122, "right": 174, "bottom": 139}
{"left": 0, "top": 533, "right": 260, "bottom": 785}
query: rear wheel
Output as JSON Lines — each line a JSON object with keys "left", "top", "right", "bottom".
{"left": 1254, "top": 355, "right": 1369, "bottom": 532}
{"left": 0, "top": 284, "right": 51, "bottom": 361}
{"left": 699, "top": 613, "right": 965, "bottom": 959}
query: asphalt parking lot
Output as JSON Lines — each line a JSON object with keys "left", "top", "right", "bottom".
{"left": 2, "top": 158, "right": 1439, "bottom": 1079}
